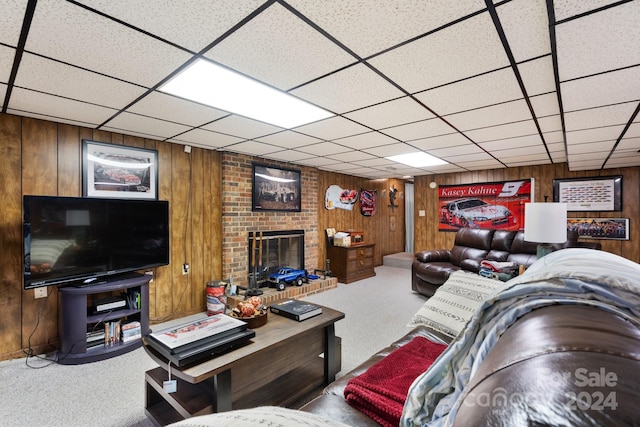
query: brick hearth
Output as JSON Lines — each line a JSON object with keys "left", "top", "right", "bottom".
{"left": 227, "top": 276, "right": 338, "bottom": 308}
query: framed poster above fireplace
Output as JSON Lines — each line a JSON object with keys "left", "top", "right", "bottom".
{"left": 252, "top": 164, "right": 301, "bottom": 212}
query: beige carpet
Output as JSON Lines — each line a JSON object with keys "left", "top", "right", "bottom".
{"left": 0, "top": 266, "right": 426, "bottom": 427}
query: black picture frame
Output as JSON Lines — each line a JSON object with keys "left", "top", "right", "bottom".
{"left": 252, "top": 164, "right": 301, "bottom": 212}
{"left": 82, "top": 140, "right": 158, "bottom": 199}
{"left": 552, "top": 175, "right": 622, "bottom": 212}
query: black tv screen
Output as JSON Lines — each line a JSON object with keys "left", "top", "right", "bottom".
{"left": 24, "top": 195, "right": 169, "bottom": 289}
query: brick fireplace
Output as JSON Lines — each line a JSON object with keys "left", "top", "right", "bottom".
{"left": 221, "top": 153, "right": 319, "bottom": 288}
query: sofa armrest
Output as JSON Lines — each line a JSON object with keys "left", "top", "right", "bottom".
{"left": 415, "top": 250, "right": 451, "bottom": 263}
{"left": 459, "top": 258, "right": 483, "bottom": 273}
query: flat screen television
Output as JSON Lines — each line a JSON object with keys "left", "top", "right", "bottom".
{"left": 24, "top": 195, "right": 169, "bottom": 289}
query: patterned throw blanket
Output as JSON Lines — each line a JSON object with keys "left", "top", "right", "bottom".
{"left": 344, "top": 336, "right": 447, "bottom": 427}
{"left": 401, "top": 248, "right": 640, "bottom": 427}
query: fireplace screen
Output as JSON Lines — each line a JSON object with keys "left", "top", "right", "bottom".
{"left": 248, "top": 230, "right": 305, "bottom": 285}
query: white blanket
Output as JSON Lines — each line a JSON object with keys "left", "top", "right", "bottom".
{"left": 401, "top": 248, "right": 640, "bottom": 427}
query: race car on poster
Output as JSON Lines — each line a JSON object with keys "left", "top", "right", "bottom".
{"left": 440, "top": 198, "right": 516, "bottom": 228}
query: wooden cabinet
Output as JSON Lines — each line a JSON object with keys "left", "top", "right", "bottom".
{"left": 328, "top": 243, "right": 376, "bottom": 284}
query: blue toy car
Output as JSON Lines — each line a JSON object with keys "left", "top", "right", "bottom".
{"left": 268, "top": 267, "right": 308, "bottom": 291}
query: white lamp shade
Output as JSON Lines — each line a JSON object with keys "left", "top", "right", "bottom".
{"left": 524, "top": 203, "right": 568, "bottom": 244}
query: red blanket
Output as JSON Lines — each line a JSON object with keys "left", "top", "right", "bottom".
{"left": 344, "top": 336, "right": 447, "bottom": 427}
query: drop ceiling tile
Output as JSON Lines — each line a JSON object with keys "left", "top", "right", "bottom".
{"left": 410, "top": 133, "right": 471, "bottom": 150}
{"left": 286, "top": 0, "right": 486, "bottom": 58}
{"left": 334, "top": 132, "right": 399, "bottom": 150}
{"left": 445, "top": 100, "right": 532, "bottom": 131}
{"left": 362, "top": 143, "right": 419, "bottom": 157}
{"left": 530, "top": 92, "right": 561, "bottom": 118}
{"left": 326, "top": 150, "right": 376, "bottom": 162}
{"left": 569, "top": 151, "right": 611, "bottom": 162}
{"left": 561, "top": 68, "right": 640, "bottom": 112}
{"left": 567, "top": 140, "right": 614, "bottom": 154}
{"left": 627, "top": 122, "right": 640, "bottom": 138}
{"left": 415, "top": 68, "right": 522, "bottom": 116}
{"left": 424, "top": 164, "right": 466, "bottom": 173}
{"left": 8, "top": 87, "right": 117, "bottom": 125}
{"left": 75, "top": 0, "right": 264, "bottom": 52}
{"left": 0, "top": 83, "right": 5, "bottom": 100}
{"left": 352, "top": 157, "right": 398, "bottom": 168}
{"left": 255, "top": 130, "right": 323, "bottom": 149}
{"left": 465, "top": 120, "right": 539, "bottom": 143}
{"left": 382, "top": 118, "right": 456, "bottom": 141}
{"left": 565, "top": 125, "right": 624, "bottom": 145}
{"left": 102, "top": 112, "right": 191, "bottom": 139}
{"left": 204, "top": 3, "right": 355, "bottom": 90}
{"left": 225, "top": 140, "right": 282, "bottom": 156}
{"left": 296, "top": 156, "right": 342, "bottom": 167}
{"left": 518, "top": 56, "right": 556, "bottom": 96}
{"left": 504, "top": 156, "right": 550, "bottom": 167}
{"left": 430, "top": 144, "right": 485, "bottom": 157}
{"left": 564, "top": 102, "right": 637, "bottom": 132}
{"left": 294, "top": 116, "right": 370, "bottom": 140}
{"left": 568, "top": 160, "right": 605, "bottom": 171}
{"left": 15, "top": 53, "right": 146, "bottom": 109}
{"left": 479, "top": 134, "right": 544, "bottom": 151}
{"left": 444, "top": 152, "right": 494, "bottom": 164}
{"left": 128, "top": 92, "right": 229, "bottom": 127}
{"left": 297, "top": 142, "right": 352, "bottom": 156}
{"left": 497, "top": 0, "right": 550, "bottom": 62}
{"left": 604, "top": 156, "right": 640, "bottom": 168}
{"left": 262, "top": 149, "right": 316, "bottom": 163}
{"left": 556, "top": 1, "right": 640, "bottom": 80}
{"left": 553, "top": 0, "right": 621, "bottom": 21}
{"left": 345, "top": 97, "right": 435, "bottom": 129}
{"left": 0, "top": 45, "right": 15, "bottom": 82}
{"left": 290, "top": 63, "right": 404, "bottom": 114}
{"left": 0, "top": 0, "right": 26, "bottom": 46}
{"left": 26, "top": 0, "right": 192, "bottom": 86}
{"left": 369, "top": 12, "right": 509, "bottom": 93}
{"left": 537, "top": 115, "right": 563, "bottom": 133}
{"left": 201, "top": 115, "right": 283, "bottom": 139}
{"left": 169, "top": 128, "right": 244, "bottom": 149}
{"left": 455, "top": 159, "right": 504, "bottom": 170}
{"left": 543, "top": 131, "right": 565, "bottom": 144}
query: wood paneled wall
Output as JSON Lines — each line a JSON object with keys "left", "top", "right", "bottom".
{"left": 0, "top": 113, "right": 223, "bottom": 360}
{"left": 316, "top": 171, "right": 407, "bottom": 268}
{"left": 413, "top": 163, "right": 640, "bottom": 262}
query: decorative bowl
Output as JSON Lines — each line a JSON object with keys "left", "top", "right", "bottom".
{"left": 231, "top": 310, "right": 268, "bottom": 328}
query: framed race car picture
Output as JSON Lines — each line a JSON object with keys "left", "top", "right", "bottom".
{"left": 82, "top": 140, "right": 158, "bottom": 199}
{"left": 437, "top": 179, "right": 533, "bottom": 232}
{"left": 553, "top": 175, "right": 622, "bottom": 212}
{"left": 252, "top": 163, "right": 301, "bottom": 212}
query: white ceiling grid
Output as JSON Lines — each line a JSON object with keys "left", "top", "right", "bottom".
{"left": 1, "top": 0, "right": 639, "bottom": 178}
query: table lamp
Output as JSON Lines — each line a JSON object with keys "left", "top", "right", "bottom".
{"left": 524, "top": 202, "right": 568, "bottom": 258}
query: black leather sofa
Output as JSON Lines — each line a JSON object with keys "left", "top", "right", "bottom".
{"left": 411, "top": 228, "right": 600, "bottom": 297}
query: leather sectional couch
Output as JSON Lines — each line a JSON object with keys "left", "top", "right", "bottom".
{"left": 411, "top": 227, "right": 600, "bottom": 297}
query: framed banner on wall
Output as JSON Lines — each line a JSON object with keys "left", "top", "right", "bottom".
{"left": 567, "top": 218, "right": 629, "bottom": 240}
{"left": 438, "top": 179, "right": 533, "bottom": 232}
{"left": 552, "top": 175, "right": 622, "bottom": 212}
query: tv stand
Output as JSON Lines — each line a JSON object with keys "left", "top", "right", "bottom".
{"left": 57, "top": 273, "right": 151, "bottom": 365}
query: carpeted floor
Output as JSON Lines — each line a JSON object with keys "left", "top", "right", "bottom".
{"left": 0, "top": 265, "right": 426, "bottom": 427}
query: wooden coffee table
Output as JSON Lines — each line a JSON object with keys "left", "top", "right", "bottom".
{"left": 143, "top": 304, "right": 344, "bottom": 426}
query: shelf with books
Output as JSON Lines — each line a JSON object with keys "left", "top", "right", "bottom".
{"left": 57, "top": 273, "right": 151, "bottom": 364}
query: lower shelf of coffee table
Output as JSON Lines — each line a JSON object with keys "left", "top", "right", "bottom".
{"left": 145, "top": 354, "right": 330, "bottom": 426}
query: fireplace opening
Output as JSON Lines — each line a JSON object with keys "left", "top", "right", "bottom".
{"left": 248, "top": 230, "right": 305, "bottom": 287}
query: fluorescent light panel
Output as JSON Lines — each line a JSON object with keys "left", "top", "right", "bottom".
{"left": 386, "top": 152, "right": 448, "bottom": 168}
{"left": 160, "top": 59, "right": 333, "bottom": 129}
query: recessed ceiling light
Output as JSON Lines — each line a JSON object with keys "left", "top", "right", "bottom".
{"left": 159, "top": 59, "right": 334, "bottom": 129}
{"left": 386, "top": 152, "right": 447, "bottom": 168}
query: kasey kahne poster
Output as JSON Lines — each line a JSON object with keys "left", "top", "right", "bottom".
{"left": 438, "top": 180, "right": 532, "bottom": 232}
